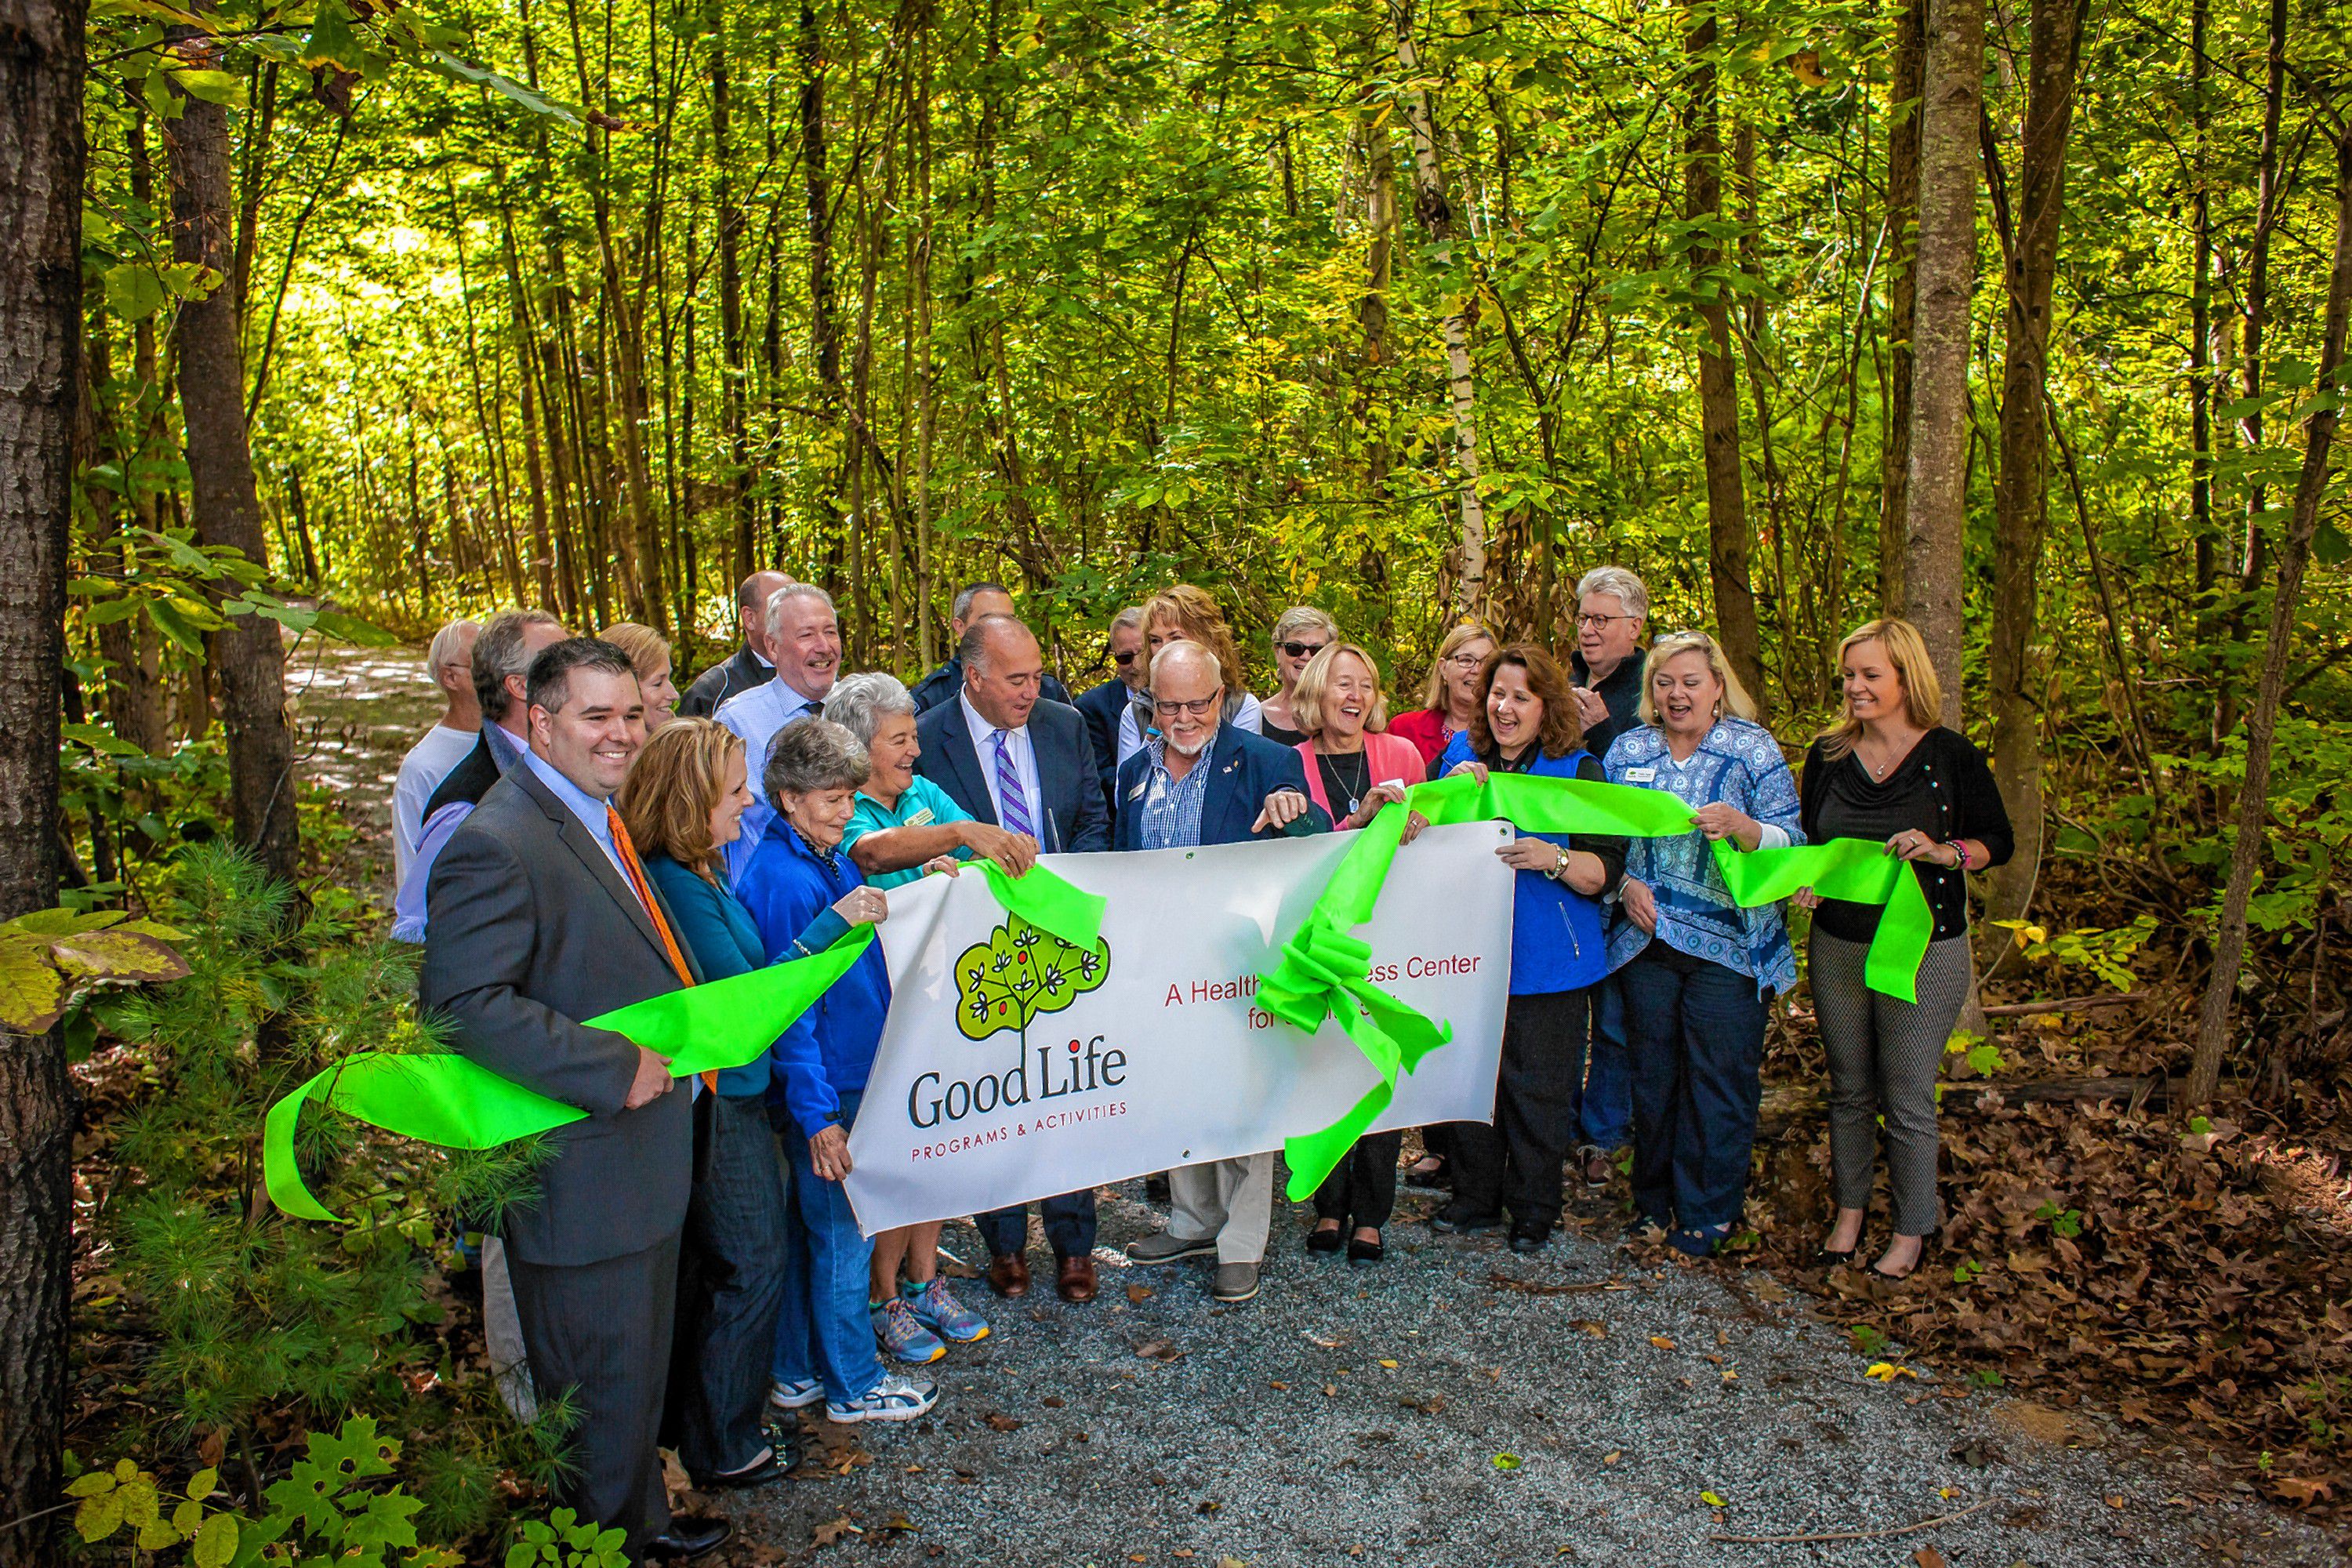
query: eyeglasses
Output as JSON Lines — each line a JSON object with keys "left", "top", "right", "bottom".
{"left": 1277, "top": 640, "right": 1331, "bottom": 660}
{"left": 1577, "top": 613, "right": 1639, "bottom": 630}
{"left": 1443, "top": 651, "right": 1487, "bottom": 669}
{"left": 1152, "top": 694, "right": 1221, "bottom": 719}
{"left": 1112, "top": 650, "right": 1139, "bottom": 666}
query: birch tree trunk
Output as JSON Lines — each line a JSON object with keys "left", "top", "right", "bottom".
{"left": 0, "top": 4, "right": 87, "bottom": 1559}
{"left": 1983, "top": 0, "right": 2089, "bottom": 939}
{"left": 1900, "top": 0, "right": 1984, "bottom": 726}
{"left": 2187, "top": 122, "right": 2352, "bottom": 1108}
{"left": 1389, "top": 0, "right": 1487, "bottom": 615}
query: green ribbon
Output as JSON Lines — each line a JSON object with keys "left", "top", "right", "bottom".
{"left": 267, "top": 860, "right": 1103, "bottom": 1223}
{"left": 1260, "top": 771, "right": 1936, "bottom": 1200}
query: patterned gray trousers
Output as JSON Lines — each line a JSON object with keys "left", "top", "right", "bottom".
{"left": 1810, "top": 931, "right": 1973, "bottom": 1236}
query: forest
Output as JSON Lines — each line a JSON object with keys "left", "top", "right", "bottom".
{"left": 2, "top": 0, "right": 2350, "bottom": 1557}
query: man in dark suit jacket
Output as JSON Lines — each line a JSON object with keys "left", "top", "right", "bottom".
{"left": 423, "top": 638, "right": 731, "bottom": 1564}
{"left": 910, "top": 615, "right": 1109, "bottom": 1302}
{"left": 679, "top": 570, "right": 791, "bottom": 718}
{"left": 1071, "top": 606, "right": 1146, "bottom": 816}
{"left": 1114, "top": 641, "right": 1328, "bottom": 1306}
{"left": 908, "top": 581, "right": 1070, "bottom": 713}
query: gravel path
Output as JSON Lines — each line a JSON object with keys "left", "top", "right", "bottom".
{"left": 723, "top": 1174, "right": 2335, "bottom": 1566}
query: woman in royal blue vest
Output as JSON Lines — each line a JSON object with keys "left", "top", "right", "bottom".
{"left": 1428, "top": 644, "right": 1626, "bottom": 1254}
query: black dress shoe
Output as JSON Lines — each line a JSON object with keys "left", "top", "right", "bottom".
{"left": 1818, "top": 1242, "right": 1857, "bottom": 1265}
{"left": 1508, "top": 1221, "right": 1551, "bottom": 1254}
{"left": 1347, "top": 1232, "right": 1385, "bottom": 1263}
{"left": 1429, "top": 1205, "right": 1500, "bottom": 1234}
{"left": 1306, "top": 1223, "right": 1345, "bottom": 1254}
{"left": 645, "top": 1515, "right": 732, "bottom": 1562}
{"left": 691, "top": 1441, "right": 790, "bottom": 1490}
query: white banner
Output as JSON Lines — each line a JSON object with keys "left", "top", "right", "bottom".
{"left": 842, "top": 822, "right": 1515, "bottom": 1235}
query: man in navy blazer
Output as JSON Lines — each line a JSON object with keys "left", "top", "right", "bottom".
{"left": 911, "top": 615, "right": 1111, "bottom": 1303}
{"left": 1114, "top": 641, "right": 1329, "bottom": 1305}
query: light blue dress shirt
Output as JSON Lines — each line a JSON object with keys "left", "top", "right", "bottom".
{"left": 714, "top": 676, "right": 826, "bottom": 885}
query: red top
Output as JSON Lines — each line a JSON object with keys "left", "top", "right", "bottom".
{"left": 1385, "top": 706, "right": 1461, "bottom": 771}
{"left": 1294, "top": 733, "right": 1428, "bottom": 826}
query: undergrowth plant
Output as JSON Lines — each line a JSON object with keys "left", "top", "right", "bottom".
{"left": 85, "top": 844, "right": 567, "bottom": 1544}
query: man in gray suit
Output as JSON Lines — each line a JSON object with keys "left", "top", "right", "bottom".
{"left": 423, "top": 638, "right": 730, "bottom": 1563}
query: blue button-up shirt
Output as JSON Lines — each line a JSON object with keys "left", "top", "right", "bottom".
{"left": 518, "top": 746, "right": 630, "bottom": 884}
{"left": 1136, "top": 734, "right": 1214, "bottom": 851}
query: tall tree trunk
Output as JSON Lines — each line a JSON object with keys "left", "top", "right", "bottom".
{"left": 1982, "top": 0, "right": 2088, "bottom": 941}
{"left": 1878, "top": 0, "right": 1927, "bottom": 610}
{"left": 711, "top": 27, "right": 754, "bottom": 582}
{"left": 2187, "top": 0, "right": 2214, "bottom": 601}
{"left": 1682, "top": 18, "right": 1766, "bottom": 717}
{"left": 2187, "top": 122, "right": 2352, "bottom": 1108}
{"left": 165, "top": 24, "right": 299, "bottom": 882}
{"left": 2213, "top": 0, "right": 2288, "bottom": 746}
{"left": 799, "top": 0, "right": 846, "bottom": 565}
{"left": 1390, "top": 0, "right": 1488, "bottom": 615}
{"left": 0, "top": 5, "right": 85, "bottom": 1563}
{"left": 1900, "top": 0, "right": 1984, "bottom": 726}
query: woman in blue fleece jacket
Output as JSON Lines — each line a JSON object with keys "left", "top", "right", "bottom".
{"left": 732, "top": 717, "right": 948, "bottom": 1425}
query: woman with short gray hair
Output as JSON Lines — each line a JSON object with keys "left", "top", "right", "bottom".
{"left": 735, "top": 715, "right": 946, "bottom": 1425}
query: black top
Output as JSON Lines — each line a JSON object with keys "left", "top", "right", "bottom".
{"left": 1570, "top": 652, "right": 1646, "bottom": 760}
{"left": 1798, "top": 727, "right": 2015, "bottom": 944}
{"left": 1258, "top": 717, "right": 1308, "bottom": 749}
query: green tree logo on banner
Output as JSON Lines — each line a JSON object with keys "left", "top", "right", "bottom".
{"left": 951, "top": 913, "right": 1111, "bottom": 1042}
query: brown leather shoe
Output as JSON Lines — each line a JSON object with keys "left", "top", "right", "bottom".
{"left": 1055, "top": 1254, "right": 1098, "bottom": 1303}
{"left": 986, "top": 1252, "right": 1030, "bottom": 1297}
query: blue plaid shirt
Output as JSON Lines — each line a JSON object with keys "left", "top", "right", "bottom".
{"left": 1602, "top": 717, "right": 1805, "bottom": 996}
{"left": 1136, "top": 735, "right": 1214, "bottom": 851}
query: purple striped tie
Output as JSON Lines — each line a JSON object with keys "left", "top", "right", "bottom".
{"left": 992, "top": 730, "right": 1035, "bottom": 838}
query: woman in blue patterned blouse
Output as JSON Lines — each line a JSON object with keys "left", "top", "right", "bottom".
{"left": 1602, "top": 631, "right": 1802, "bottom": 1258}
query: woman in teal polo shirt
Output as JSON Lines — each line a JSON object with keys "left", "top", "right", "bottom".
{"left": 822, "top": 673, "right": 1035, "bottom": 1363}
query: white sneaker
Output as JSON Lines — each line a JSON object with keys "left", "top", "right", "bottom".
{"left": 768, "top": 1377, "right": 823, "bottom": 1410}
{"left": 826, "top": 1372, "right": 939, "bottom": 1424}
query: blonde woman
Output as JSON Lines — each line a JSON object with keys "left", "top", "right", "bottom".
{"left": 599, "top": 622, "right": 681, "bottom": 730}
{"left": 1798, "top": 619, "right": 2012, "bottom": 1279}
{"left": 1115, "top": 584, "right": 1264, "bottom": 769}
{"left": 1602, "top": 632, "right": 1802, "bottom": 1259}
{"left": 1257, "top": 605, "right": 1339, "bottom": 746}
{"left": 1388, "top": 621, "right": 1500, "bottom": 771}
{"left": 1291, "top": 643, "right": 1427, "bottom": 1260}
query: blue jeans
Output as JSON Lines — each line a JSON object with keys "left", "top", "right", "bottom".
{"left": 975, "top": 1190, "right": 1098, "bottom": 1261}
{"left": 1620, "top": 944, "right": 1769, "bottom": 1232}
{"left": 1578, "top": 974, "right": 1632, "bottom": 1152}
{"left": 774, "top": 1091, "right": 884, "bottom": 1405}
{"left": 673, "top": 1093, "right": 790, "bottom": 1476}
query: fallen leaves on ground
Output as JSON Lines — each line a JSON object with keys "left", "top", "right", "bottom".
{"left": 1134, "top": 1338, "right": 1184, "bottom": 1362}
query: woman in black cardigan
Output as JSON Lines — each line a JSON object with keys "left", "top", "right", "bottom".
{"left": 1797, "top": 619, "right": 2013, "bottom": 1279}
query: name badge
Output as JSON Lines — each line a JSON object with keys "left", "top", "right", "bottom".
{"left": 1624, "top": 767, "right": 1657, "bottom": 783}
{"left": 904, "top": 808, "right": 935, "bottom": 829}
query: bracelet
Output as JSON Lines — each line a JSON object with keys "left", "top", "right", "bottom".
{"left": 1947, "top": 837, "right": 1972, "bottom": 871}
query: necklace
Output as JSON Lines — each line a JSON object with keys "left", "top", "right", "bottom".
{"left": 1857, "top": 728, "right": 1921, "bottom": 780}
{"left": 1318, "top": 748, "right": 1372, "bottom": 816}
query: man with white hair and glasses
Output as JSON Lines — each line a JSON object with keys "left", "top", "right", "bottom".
{"left": 1568, "top": 565, "right": 1650, "bottom": 1190}
{"left": 392, "top": 618, "right": 481, "bottom": 882}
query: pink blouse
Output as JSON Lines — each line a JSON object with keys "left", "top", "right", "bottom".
{"left": 1294, "top": 732, "right": 1428, "bottom": 826}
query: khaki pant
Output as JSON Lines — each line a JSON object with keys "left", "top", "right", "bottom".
{"left": 1167, "top": 1153, "right": 1274, "bottom": 1265}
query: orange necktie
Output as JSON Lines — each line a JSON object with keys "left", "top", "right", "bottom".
{"left": 608, "top": 808, "right": 719, "bottom": 1092}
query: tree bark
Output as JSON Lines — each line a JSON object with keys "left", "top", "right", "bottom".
{"left": 1878, "top": 0, "right": 1927, "bottom": 611}
{"left": 165, "top": 25, "right": 299, "bottom": 883}
{"left": 1900, "top": 0, "right": 1984, "bottom": 726}
{"left": 1982, "top": 0, "right": 2088, "bottom": 942}
{"left": 1390, "top": 0, "right": 1488, "bottom": 615}
{"left": 711, "top": 27, "right": 755, "bottom": 583}
{"left": 1683, "top": 7, "right": 1766, "bottom": 713}
{"left": 2187, "top": 122, "right": 2352, "bottom": 1109}
{"left": 0, "top": 5, "right": 85, "bottom": 1561}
